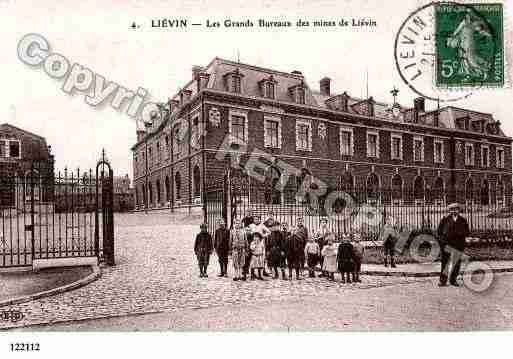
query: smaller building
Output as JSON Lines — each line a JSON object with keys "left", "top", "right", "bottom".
{"left": 0, "top": 123, "right": 54, "bottom": 209}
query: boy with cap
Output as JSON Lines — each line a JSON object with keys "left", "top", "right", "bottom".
{"left": 194, "top": 223, "right": 213, "bottom": 278}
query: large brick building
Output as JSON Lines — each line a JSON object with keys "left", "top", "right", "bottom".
{"left": 0, "top": 123, "right": 54, "bottom": 208}
{"left": 131, "top": 57, "right": 512, "bottom": 213}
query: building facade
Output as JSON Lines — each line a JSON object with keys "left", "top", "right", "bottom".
{"left": 131, "top": 58, "right": 512, "bottom": 213}
{"left": 0, "top": 123, "right": 54, "bottom": 208}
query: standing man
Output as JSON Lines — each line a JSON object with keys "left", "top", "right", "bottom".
{"left": 194, "top": 223, "right": 214, "bottom": 278}
{"left": 214, "top": 218, "right": 230, "bottom": 277}
{"left": 437, "top": 203, "right": 470, "bottom": 287}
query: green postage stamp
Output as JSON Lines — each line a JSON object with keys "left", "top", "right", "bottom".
{"left": 435, "top": 2, "right": 504, "bottom": 88}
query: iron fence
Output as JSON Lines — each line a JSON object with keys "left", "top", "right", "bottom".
{"left": 204, "top": 174, "right": 513, "bottom": 241}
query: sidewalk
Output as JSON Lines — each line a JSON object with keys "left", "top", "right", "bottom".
{"left": 0, "top": 266, "right": 94, "bottom": 305}
{"left": 361, "top": 260, "right": 513, "bottom": 277}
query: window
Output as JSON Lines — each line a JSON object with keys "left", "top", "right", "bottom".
{"left": 165, "top": 176, "right": 170, "bottom": 202}
{"left": 193, "top": 166, "right": 201, "bottom": 198}
{"left": 148, "top": 146, "right": 153, "bottom": 166}
{"left": 156, "top": 180, "right": 161, "bottom": 203}
{"left": 264, "top": 82, "right": 275, "bottom": 99}
{"left": 340, "top": 127, "right": 354, "bottom": 156}
{"left": 156, "top": 141, "right": 160, "bottom": 163}
{"left": 264, "top": 116, "right": 281, "bottom": 148}
{"left": 164, "top": 135, "right": 170, "bottom": 159}
{"left": 294, "top": 87, "right": 305, "bottom": 104}
{"left": 481, "top": 145, "right": 489, "bottom": 167}
{"left": 231, "top": 116, "right": 245, "bottom": 141}
{"left": 8, "top": 140, "right": 20, "bottom": 158}
{"left": 496, "top": 147, "right": 505, "bottom": 168}
{"left": 175, "top": 172, "right": 181, "bottom": 201}
{"left": 191, "top": 116, "right": 200, "bottom": 150}
{"left": 465, "top": 143, "right": 474, "bottom": 166}
{"left": 173, "top": 123, "right": 182, "bottom": 159}
{"left": 295, "top": 119, "right": 312, "bottom": 151}
{"left": 413, "top": 136, "right": 424, "bottom": 162}
{"left": 229, "top": 110, "right": 248, "bottom": 143}
{"left": 367, "top": 131, "right": 379, "bottom": 158}
{"left": 0, "top": 139, "right": 21, "bottom": 158}
{"left": 391, "top": 134, "right": 402, "bottom": 160}
{"left": 434, "top": 140, "right": 444, "bottom": 163}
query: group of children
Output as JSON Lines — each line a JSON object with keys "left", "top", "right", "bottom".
{"left": 193, "top": 212, "right": 366, "bottom": 283}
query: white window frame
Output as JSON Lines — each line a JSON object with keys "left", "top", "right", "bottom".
{"left": 1, "top": 139, "right": 21, "bottom": 159}
{"left": 366, "top": 130, "right": 380, "bottom": 158}
{"left": 464, "top": 142, "right": 474, "bottom": 166}
{"left": 413, "top": 136, "right": 424, "bottom": 162}
{"left": 229, "top": 109, "right": 249, "bottom": 143}
{"left": 339, "top": 126, "right": 354, "bottom": 156}
{"left": 263, "top": 115, "right": 282, "bottom": 149}
{"left": 481, "top": 144, "right": 490, "bottom": 168}
{"left": 434, "top": 139, "right": 445, "bottom": 164}
{"left": 390, "top": 133, "right": 403, "bottom": 160}
{"left": 295, "top": 119, "right": 312, "bottom": 151}
{"left": 496, "top": 146, "right": 505, "bottom": 168}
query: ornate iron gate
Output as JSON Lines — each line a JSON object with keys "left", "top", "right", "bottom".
{"left": 0, "top": 152, "right": 115, "bottom": 268}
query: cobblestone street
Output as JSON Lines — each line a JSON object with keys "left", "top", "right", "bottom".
{"left": 2, "top": 212, "right": 512, "bottom": 331}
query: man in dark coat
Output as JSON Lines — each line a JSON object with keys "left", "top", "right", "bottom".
{"left": 214, "top": 218, "right": 230, "bottom": 277}
{"left": 286, "top": 225, "right": 306, "bottom": 280}
{"left": 437, "top": 203, "right": 470, "bottom": 287}
{"left": 337, "top": 237, "right": 355, "bottom": 283}
{"left": 194, "top": 223, "right": 214, "bottom": 278}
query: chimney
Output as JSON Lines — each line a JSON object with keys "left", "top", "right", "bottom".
{"left": 414, "top": 97, "right": 425, "bottom": 112}
{"left": 368, "top": 96, "right": 375, "bottom": 117}
{"left": 291, "top": 70, "right": 303, "bottom": 77}
{"left": 192, "top": 65, "right": 203, "bottom": 81}
{"left": 320, "top": 77, "right": 331, "bottom": 96}
{"left": 413, "top": 97, "right": 425, "bottom": 123}
{"left": 196, "top": 72, "right": 210, "bottom": 92}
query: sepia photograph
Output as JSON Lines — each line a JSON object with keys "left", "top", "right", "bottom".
{"left": 1, "top": 0, "right": 513, "bottom": 356}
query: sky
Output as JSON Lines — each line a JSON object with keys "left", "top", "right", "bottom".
{"left": 1, "top": 0, "right": 512, "bottom": 178}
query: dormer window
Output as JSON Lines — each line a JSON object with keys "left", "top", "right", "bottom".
{"left": 224, "top": 68, "right": 244, "bottom": 94}
{"left": 259, "top": 75, "right": 277, "bottom": 100}
{"left": 295, "top": 87, "right": 305, "bottom": 104}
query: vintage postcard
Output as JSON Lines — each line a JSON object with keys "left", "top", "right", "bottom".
{"left": 1, "top": 0, "right": 513, "bottom": 356}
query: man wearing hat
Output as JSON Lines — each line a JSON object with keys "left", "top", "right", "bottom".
{"left": 437, "top": 203, "right": 470, "bottom": 287}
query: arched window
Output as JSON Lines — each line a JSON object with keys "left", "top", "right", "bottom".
{"left": 413, "top": 176, "right": 425, "bottom": 202}
{"left": 148, "top": 182, "right": 153, "bottom": 205}
{"left": 366, "top": 173, "right": 379, "bottom": 202}
{"left": 193, "top": 166, "right": 201, "bottom": 198}
{"left": 265, "top": 166, "right": 281, "bottom": 205}
{"left": 339, "top": 172, "right": 354, "bottom": 194}
{"left": 391, "top": 175, "right": 403, "bottom": 201}
{"left": 433, "top": 177, "right": 444, "bottom": 203}
{"left": 497, "top": 180, "right": 504, "bottom": 205}
{"left": 175, "top": 172, "right": 181, "bottom": 200}
{"left": 156, "top": 179, "right": 161, "bottom": 204}
{"left": 165, "top": 176, "right": 170, "bottom": 202}
{"left": 296, "top": 168, "right": 312, "bottom": 204}
{"left": 465, "top": 177, "right": 474, "bottom": 204}
{"left": 480, "top": 179, "right": 489, "bottom": 206}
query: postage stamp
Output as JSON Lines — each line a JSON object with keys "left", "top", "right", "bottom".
{"left": 435, "top": 2, "right": 504, "bottom": 88}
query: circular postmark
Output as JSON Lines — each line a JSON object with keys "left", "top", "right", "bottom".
{"left": 394, "top": 1, "right": 501, "bottom": 102}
